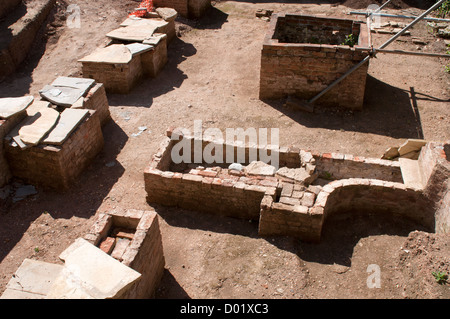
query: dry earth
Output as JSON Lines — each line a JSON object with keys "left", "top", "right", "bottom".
{"left": 0, "top": 0, "right": 449, "bottom": 300}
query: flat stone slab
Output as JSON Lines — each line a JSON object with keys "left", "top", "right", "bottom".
{"left": 42, "top": 109, "right": 89, "bottom": 145}
{"left": 245, "top": 161, "right": 276, "bottom": 176}
{"left": 1, "top": 259, "right": 64, "bottom": 299}
{"left": 276, "top": 167, "right": 317, "bottom": 185}
{"left": 155, "top": 7, "right": 178, "bottom": 21}
{"left": 46, "top": 238, "right": 141, "bottom": 299}
{"left": 78, "top": 44, "right": 133, "bottom": 64}
{"left": 18, "top": 107, "right": 60, "bottom": 146}
{"left": 106, "top": 24, "right": 165, "bottom": 42}
{"left": 399, "top": 157, "right": 425, "bottom": 190}
{"left": 0, "top": 96, "right": 33, "bottom": 119}
{"left": 125, "top": 43, "right": 154, "bottom": 56}
{"left": 39, "top": 77, "right": 96, "bottom": 108}
{"left": 119, "top": 17, "right": 169, "bottom": 28}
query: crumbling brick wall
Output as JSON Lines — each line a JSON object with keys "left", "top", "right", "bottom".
{"left": 259, "top": 13, "right": 370, "bottom": 110}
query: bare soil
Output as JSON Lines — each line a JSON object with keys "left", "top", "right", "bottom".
{"left": 0, "top": 0, "right": 449, "bottom": 299}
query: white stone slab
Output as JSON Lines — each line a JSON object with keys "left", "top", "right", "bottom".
{"left": 120, "top": 17, "right": 168, "bottom": 28}
{"left": 46, "top": 238, "right": 141, "bottom": 299}
{"left": 0, "top": 96, "right": 34, "bottom": 119}
{"left": 18, "top": 107, "right": 60, "bottom": 146}
{"left": 155, "top": 7, "right": 178, "bottom": 21}
{"left": 39, "top": 78, "right": 94, "bottom": 108}
{"left": 78, "top": 44, "right": 133, "bottom": 64}
{"left": 399, "top": 157, "right": 425, "bottom": 190}
{"left": 1, "top": 259, "right": 64, "bottom": 299}
{"left": 106, "top": 24, "right": 163, "bottom": 42}
{"left": 245, "top": 161, "right": 276, "bottom": 176}
{"left": 42, "top": 109, "right": 89, "bottom": 145}
{"left": 125, "top": 43, "right": 154, "bottom": 56}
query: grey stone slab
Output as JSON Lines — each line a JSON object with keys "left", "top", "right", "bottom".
{"left": 42, "top": 109, "right": 89, "bottom": 145}
{"left": 119, "top": 17, "right": 169, "bottom": 28}
{"left": 399, "top": 158, "right": 425, "bottom": 190}
{"left": 142, "top": 33, "right": 167, "bottom": 46}
{"left": 51, "top": 77, "right": 95, "bottom": 92}
{"left": 39, "top": 83, "right": 91, "bottom": 108}
{"left": 78, "top": 44, "right": 133, "bottom": 64}
{"left": 1, "top": 259, "right": 64, "bottom": 299}
{"left": 46, "top": 238, "right": 141, "bottom": 299}
{"left": 245, "top": 161, "right": 276, "bottom": 176}
{"left": 125, "top": 43, "right": 154, "bottom": 56}
{"left": 18, "top": 107, "right": 60, "bottom": 146}
{"left": 0, "top": 96, "right": 34, "bottom": 119}
{"left": 155, "top": 8, "right": 178, "bottom": 21}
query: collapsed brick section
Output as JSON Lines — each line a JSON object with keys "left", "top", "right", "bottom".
{"left": 84, "top": 208, "right": 165, "bottom": 299}
{"left": 143, "top": 128, "right": 441, "bottom": 242}
{"left": 4, "top": 110, "right": 104, "bottom": 189}
{"left": 259, "top": 13, "right": 370, "bottom": 110}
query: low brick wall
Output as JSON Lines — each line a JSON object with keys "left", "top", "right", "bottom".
{"left": 4, "top": 110, "right": 104, "bottom": 189}
{"left": 259, "top": 13, "right": 370, "bottom": 110}
{"left": 141, "top": 36, "right": 168, "bottom": 78}
{"left": 145, "top": 129, "right": 449, "bottom": 242}
{"left": 312, "top": 151, "right": 403, "bottom": 182}
{"left": 84, "top": 208, "right": 165, "bottom": 299}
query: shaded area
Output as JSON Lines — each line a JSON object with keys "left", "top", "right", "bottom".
{"left": 265, "top": 75, "right": 427, "bottom": 138}
{"left": 0, "top": 120, "right": 128, "bottom": 263}
{"left": 155, "top": 269, "right": 191, "bottom": 299}
{"left": 298, "top": 209, "right": 429, "bottom": 266}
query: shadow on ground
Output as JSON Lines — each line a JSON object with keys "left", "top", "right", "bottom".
{"left": 264, "top": 75, "right": 434, "bottom": 139}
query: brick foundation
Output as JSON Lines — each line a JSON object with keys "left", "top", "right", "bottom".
{"left": 144, "top": 128, "right": 449, "bottom": 242}
{"left": 81, "top": 83, "right": 111, "bottom": 126}
{"left": 4, "top": 110, "right": 104, "bottom": 189}
{"left": 259, "top": 13, "right": 370, "bottom": 110}
{"left": 84, "top": 208, "right": 165, "bottom": 299}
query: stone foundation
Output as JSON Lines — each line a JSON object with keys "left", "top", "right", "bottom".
{"left": 259, "top": 13, "right": 370, "bottom": 110}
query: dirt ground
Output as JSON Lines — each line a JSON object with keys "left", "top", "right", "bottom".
{"left": 0, "top": 0, "right": 449, "bottom": 299}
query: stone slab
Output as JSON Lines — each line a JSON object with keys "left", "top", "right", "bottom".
{"left": 125, "top": 43, "right": 154, "bottom": 56}
{"left": 399, "top": 157, "right": 425, "bottom": 190}
{"left": 142, "top": 33, "right": 167, "bottom": 46}
{"left": 78, "top": 44, "right": 133, "bottom": 64}
{"left": 39, "top": 77, "right": 95, "bottom": 108}
{"left": 398, "top": 139, "right": 427, "bottom": 156}
{"left": 18, "top": 107, "right": 60, "bottom": 146}
{"left": 106, "top": 24, "right": 164, "bottom": 42}
{"left": 0, "top": 96, "right": 34, "bottom": 119}
{"left": 0, "top": 259, "right": 64, "bottom": 299}
{"left": 155, "top": 7, "right": 178, "bottom": 21}
{"left": 46, "top": 238, "right": 141, "bottom": 299}
{"left": 245, "top": 161, "right": 276, "bottom": 176}
{"left": 119, "top": 17, "right": 169, "bottom": 28}
{"left": 42, "top": 109, "right": 89, "bottom": 145}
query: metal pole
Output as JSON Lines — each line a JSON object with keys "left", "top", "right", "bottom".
{"left": 356, "top": 47, "right": 450, "bottom": 58}
{"left": 308, "top": 0, "right": 446, "bottom": 105}
{"left": 350, "top": 11, "right": 450, "bottom": 23}
{"left": 376, "top": 0, "right": 394, "bottom": 13}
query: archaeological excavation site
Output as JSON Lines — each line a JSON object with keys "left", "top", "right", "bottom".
{"left": 0, "top": 0, "right": 449, "bottom": 302}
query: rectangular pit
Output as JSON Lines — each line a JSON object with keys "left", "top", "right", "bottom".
{"left": 259, "top": 13, "right": 370, "bottom": 110}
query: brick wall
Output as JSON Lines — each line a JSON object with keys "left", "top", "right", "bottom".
{"left": 5, "top": 111, "right": 104, "bottom": 189}
{"left": 81, "top": 56, "right": 143, "bottom": 94}
{"left": 82, "top": 83, "right": 111, "bottom": 126}
{"left": 141, "top": 37, "right": 168, "bottom": 78}
{"left": 84, "top": 208, "right": 165, "bottom": 299}
{"left": 259, "top": 13, "right": 370, "bottom": 110}
{"left": 188, "top": 0, "right": 211, "bottom": 19}
{"left": 153, "top": 0, "right": 210, "bottom": 18}
{"left": 154, "top": 0, "right": 189, "bottom": 17}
